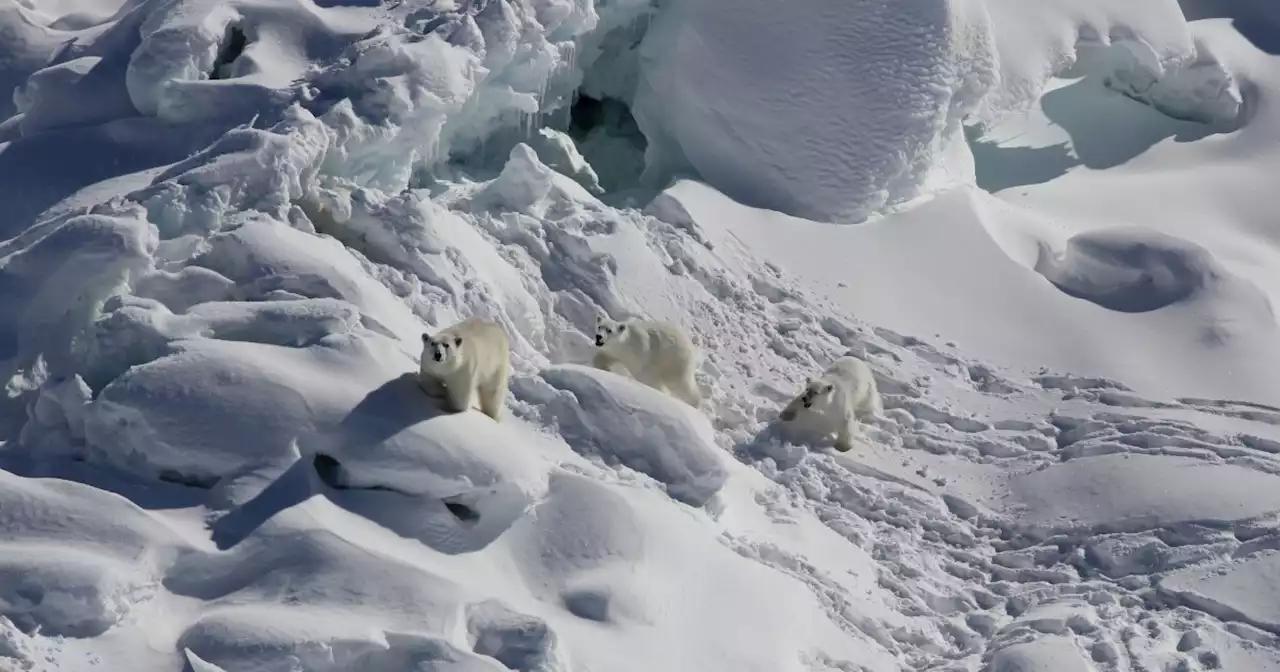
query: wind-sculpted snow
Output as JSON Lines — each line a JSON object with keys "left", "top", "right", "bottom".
{"left": 536, "top": 364, "right": 728, "bottom": 507}
{"left": 632, "top": 0, "right": 1000, "bottom": 222}
{"left": 1035, "top": 227, "right": 1274, "bottom": 318}
{"left": 1002, "top": 453, "right": 1280, "bottom": 539}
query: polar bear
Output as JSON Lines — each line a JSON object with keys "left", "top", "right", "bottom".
{"left": 779, "top": 355, "right": 883, "bottom": 452}
{"left": 592, "top": 314, "right": 702, "bottom": 408}
{"left": 419, "top": 316, "right": 511, "bottom": 421}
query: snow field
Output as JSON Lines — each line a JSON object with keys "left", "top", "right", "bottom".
{"left": 3, "top": 0, "right": 1280, "bottom": 670}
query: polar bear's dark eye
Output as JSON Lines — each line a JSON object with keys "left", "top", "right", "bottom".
{"left": 454, "top": 337, "right": 463, "bottom": 347}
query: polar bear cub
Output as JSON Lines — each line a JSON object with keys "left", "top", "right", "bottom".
{"left": 419, "top": 316, "right": 511, "bottom": 421}
{"left": 780, "top": 355, "right": 883, "bottom": 452}
{"left": 592, "top": 314, "right": 702, "bottom": 408}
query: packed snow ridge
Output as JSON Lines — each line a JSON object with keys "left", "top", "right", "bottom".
{"left": 5, "top": 0, "right": 1280, "bottom": 670}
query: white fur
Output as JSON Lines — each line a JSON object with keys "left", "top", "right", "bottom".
{"left": 592, "top": 314, "right": 702, "bottom": 408}
{"left": 419, "top": 316, "right": 511, "bottom": 421}
{"left": 779, "top": 355, "right": 883, "bottom": 452}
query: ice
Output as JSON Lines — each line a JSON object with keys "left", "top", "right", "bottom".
{"left": 632, "top": 0, "right": 998, "bottom": 222}
{"left": 630, "top": 0, "right": 1238, "bottom": 223}
{"left": 6, "top": 0, "right": 1280, "bottom": 670}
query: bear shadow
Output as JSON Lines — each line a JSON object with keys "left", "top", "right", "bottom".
{"left": 336, "top": 372, "right": 449, "bottom": 448}
{"left": 211, "top": 449, "right": 515, "bottom": 555}
{"left": 737, "top": 414, "right": 890, "bottom": 470}
{"left": 212, "top": 373, "right": 516, "bottom": 554}
{"left": 734, "top": 421, "right": 815, "bottom": 471}
{"left": 315, "top": 451, "right": 531, "bottom": 555}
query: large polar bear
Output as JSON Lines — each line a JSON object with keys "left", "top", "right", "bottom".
{"left": 592, "top": 314, "right": 702, "bottom": 408}
{"left": 779, "top": 355, "right": 883, "bottom": 452}
{"left": 419, "top": 316, "right": 511, "bottom": 421}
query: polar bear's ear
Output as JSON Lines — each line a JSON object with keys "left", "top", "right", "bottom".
{"left": 454, "top": 336, "right": 463, "bottom": 347}
{"left": 617, "top": 324, "right": 626, "bottom": 333}
{"left": 421, "top": 333, "right": 431, "bottom": 343}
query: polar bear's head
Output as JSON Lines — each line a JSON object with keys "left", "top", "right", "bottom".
{"left": 799, "top": 378, "right": 836, "bottom": 409}
{"left": 421, "top": 331, "right": 464, "bottom": 368}
{"left": 594, "top": 314, "right": 628, "bottom": 348}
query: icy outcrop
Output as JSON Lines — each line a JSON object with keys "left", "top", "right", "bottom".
{"left": 976, "top": 0, "right": 1199, "bottom": 121}
{"left": 631, "top": 0, "right": 1239, "bottom": 222}
{"left": 631, "top": 0, "right": 1000, "bottom": 222}
{"left": 1091, "top": 36, "right": 1242, "bottom": 125}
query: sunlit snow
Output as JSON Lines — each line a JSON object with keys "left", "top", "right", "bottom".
{"left": 3, "top": 0, "right": 1280, "bottom": 670}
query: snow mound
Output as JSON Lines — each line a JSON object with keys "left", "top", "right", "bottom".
{"left": 503, "top": 469, "right": 894, "bottom": 670}
{"left": 986, "top": 636, "right": 1098, "bottom": 672}
{"left": 535, "top": 364, "right": 728, "bottom": 507}
{"left": 632, "top": 0, "right": 999, "bottom": 222}
{"left": 0, "top": 470, "right": 185, "bottom": 638}
{"left": 168, "top": 529, "right": 481, "bottom": 671}
{"left": 79, "top": 334, "right": 547, "bottom": 503}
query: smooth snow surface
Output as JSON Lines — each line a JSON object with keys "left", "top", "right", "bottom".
{"left": 5, "top": 0, "right": 1280, "bottom": 671}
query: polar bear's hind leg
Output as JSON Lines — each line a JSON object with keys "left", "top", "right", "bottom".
{"left": 669, "top": 372, "right": 702, "bottom": 408}
{"left": 834, "top": 419, "right": 859, "bottom": 452}
{"left": 478, "top": 369, "right": 509, "bottom": 421}
{"left": 863, "top": 384, "right": 883, "bottom": 419}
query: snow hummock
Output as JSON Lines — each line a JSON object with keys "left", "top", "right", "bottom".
{"left": 4, "top": 0, "right": 1280, "bottom": 670}
{"left": 631, "top": 0, "right": 999, "bottom": 222}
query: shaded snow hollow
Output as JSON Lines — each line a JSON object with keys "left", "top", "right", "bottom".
{"left": 2, "top": 0, "right": 1280, "bottom": 671}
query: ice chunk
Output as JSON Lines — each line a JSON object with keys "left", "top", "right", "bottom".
{"left": 531, "top": 127, "right": 603, "bottom": 195}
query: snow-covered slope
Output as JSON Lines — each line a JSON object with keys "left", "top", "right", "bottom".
{"left": 4, "top": 0, "right": 1280, "bottom": 670}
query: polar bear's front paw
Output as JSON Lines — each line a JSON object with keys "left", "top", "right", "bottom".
{"left": 780, "top": 408, "right": 797, "bottom": 422}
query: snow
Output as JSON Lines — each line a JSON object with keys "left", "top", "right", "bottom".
{"left": 999, "top": 453, "right": 1280, "bottom": 539}
{"left": 631, "top": 0, "right": 999, "bottom": 222}
{"left": 535, "top": 364, "right": 727, "bottom": 506}
{"left": 4, "top": 0, "right": 1280, "bottom": 670}
{"left": 1161, "top": 551, "right": 1280, "bottom": 635}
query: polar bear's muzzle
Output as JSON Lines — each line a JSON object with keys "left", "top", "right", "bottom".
{"left": 595, "top": 335, "right": 605, "bottom": 346}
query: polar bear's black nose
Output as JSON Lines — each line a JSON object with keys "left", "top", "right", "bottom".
{"left": 433, "top": 352, "right": 443, "bottom": 362}
{"left": 803, "top": 400, "right": 812, "bottom": 408}
{"left": 595, "top": 335, "right": 604, "bottom": 346}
